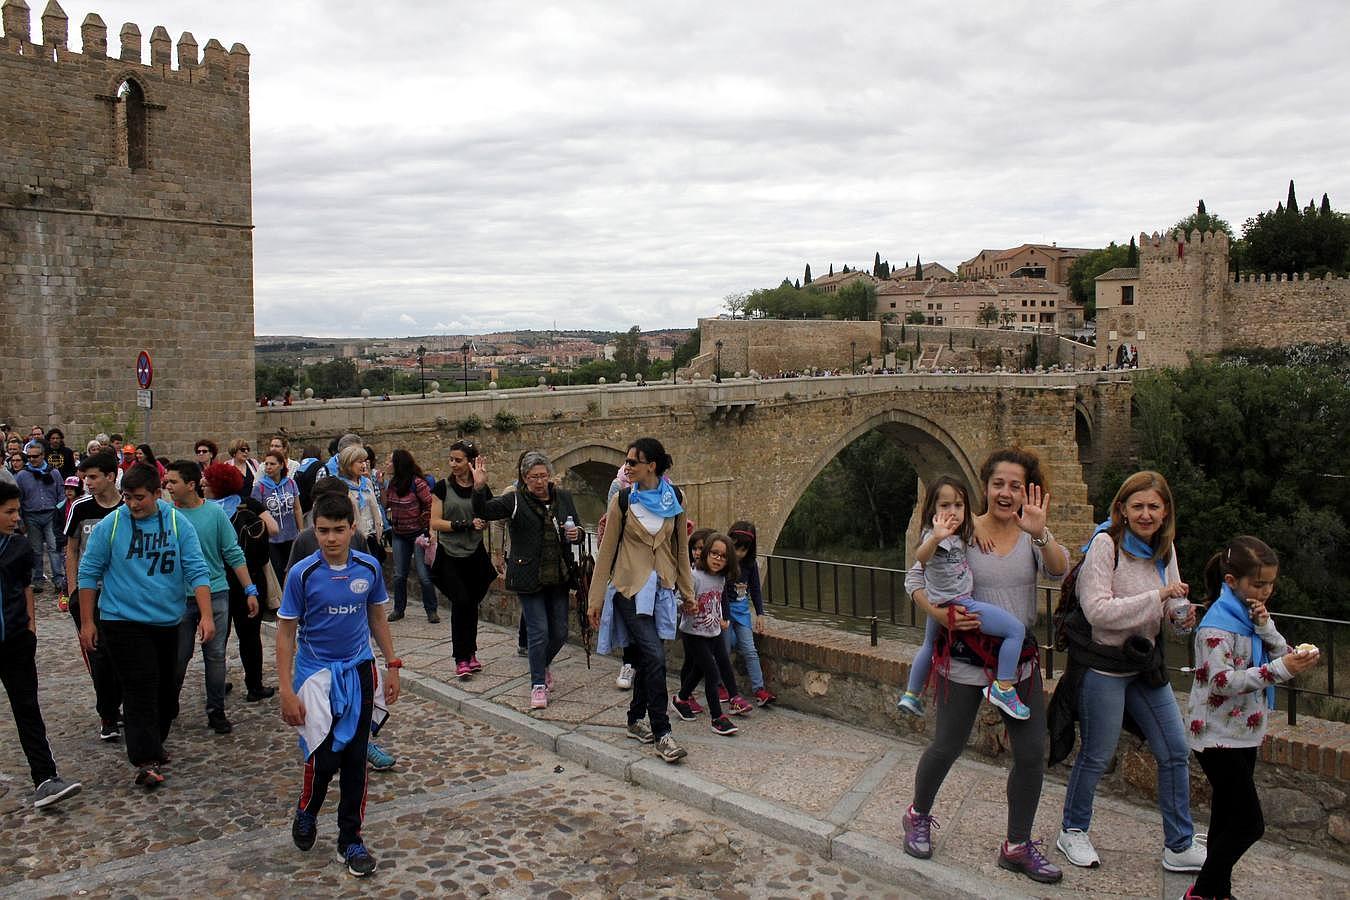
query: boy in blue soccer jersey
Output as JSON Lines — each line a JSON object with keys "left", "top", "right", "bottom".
{"left": 276, "top": 492, "right": 400, "bottom": 878}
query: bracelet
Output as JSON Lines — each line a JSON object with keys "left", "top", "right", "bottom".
{"left": 386, "top": 658, "right": 403, "bottom": 669}
{"left": 244, "top": 583, "right": 259, "bottom": 597}
{"left": 1031, "top": 528, "right": 1052, "bottom": 547}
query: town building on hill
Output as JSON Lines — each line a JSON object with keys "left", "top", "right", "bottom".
{"left": 877, "top": 278, "right": 1066, "bottom": 330}
{"left": 889, "top": 261, "right": 956, "bottom": 281}
{"left": 958, "top": 243, "right": 1096, "bottom": 284}
{"left": 808, "top": 270, "right": 878, "bottom": 293}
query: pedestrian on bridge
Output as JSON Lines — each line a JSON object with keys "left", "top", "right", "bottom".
{"left": 901, "top": 448, "right": 1069, "bottom": 885}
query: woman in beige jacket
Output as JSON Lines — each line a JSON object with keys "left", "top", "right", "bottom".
{"left": 587, "top": 437, "right": 692, "bottom": 764}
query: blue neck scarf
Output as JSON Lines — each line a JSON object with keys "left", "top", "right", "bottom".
{"left": 258, "top": 473, "right": 285, "bottom": 492}
{"left": 629, "top": 476, "right": 683, "bottom": 518}
{"left": 211, "top": 494, "right": 242, "bottom": 518}
{"left": 1200, "top": 583, "right": 1275, "bottom": 709}
{"left": 341, "top": 475, "right": 371, "bottom": 513}
{"left": 1083, "top": 518, "right": 1167, "bottom": 584}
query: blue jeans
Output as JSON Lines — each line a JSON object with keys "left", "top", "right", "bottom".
{"left": 519, "top": 585, "right": 568, "bottom": 686}
{"left": 722, "top": 619, "right": 764, "bottom": 692}
{"left": 174, "top": 591, "right": 231, "bottom": 715}
{"left": 24, "top": 508, "right": 65, "bottom": 592}
{"left": 612, "top": 591, "right": 671, "bottom": 737}
{"left": 1062, "top": 669, "right": 1195, "bottom": 850}
{"left": 391, "top": 532, "right": 436, "bottom": 616}
{"left": 905, "top": 597, "right": 1027, "bottom": 692}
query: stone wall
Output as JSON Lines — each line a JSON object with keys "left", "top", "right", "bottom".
{"left": 0, "top": 3, "right": 254, "bottom": 455}
{"left": 1225, "top": 273, "right": 1350, "bottom": 349}
{"left": 882, "top": 324, "right": 1096, "bottom": 369}
{"left": 681, "top": 318, "right": 881, "bottom": 378}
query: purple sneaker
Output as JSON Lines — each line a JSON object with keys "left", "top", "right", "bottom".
{"left": 902, "top": 804, "right": 939, "bottom": 859}
{"left": 998, "top": 839, "right": 1063, "bottom": 884}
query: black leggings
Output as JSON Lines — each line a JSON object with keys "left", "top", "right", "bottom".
{"left": 912, "top": 671, "right": 1046, "bottom": 843}
{"left": 1194, "top": 747, "right": 1262, "bottom": 898}
{"left": 678, "top": 632, "right": 731, "bottom": 718}
{"left": 227, "top": 588, "right": 265, "bottom": 694}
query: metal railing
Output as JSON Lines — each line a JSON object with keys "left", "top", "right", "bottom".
{"left": 762, "top": 553, "right": 1349, "bottom": 725}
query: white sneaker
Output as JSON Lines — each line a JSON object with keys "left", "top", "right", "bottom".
{"left": 1162, "top": 839, "right": 1206, "bottom": 873}
{"left": 1056, "top": 828, "right": 1100, "bottom": 868}
{"left": 615, "top": 663, "right": 635, "bottom": 690}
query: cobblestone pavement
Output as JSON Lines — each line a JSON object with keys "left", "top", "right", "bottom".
{"left": 389, "top": 612, "right": 1350, "bottom": 900}
{"left": 2, "top": 601, "right": 904, "bottom": 899}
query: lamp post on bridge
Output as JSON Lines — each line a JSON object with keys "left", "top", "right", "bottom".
{"left": 416, "top": 344, "right": 426, "bottom": 399}
{"left": 460, "top": 341, "right": 470, "bottom": 396}
{"left": 850, "top": 340, "right": 856, "bottom": 375}
{"left": 714, "top": 339, "right": 723, "bottom": 383}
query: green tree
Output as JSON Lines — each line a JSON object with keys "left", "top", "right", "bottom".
{"left": 1243, "top": 184, "right": 1350, "bottom": 276}
{"left": 828, "top": 263, "right": 834, "bottom": 276}
{"left": 255, "top": 362, "right": 296, "bottom": 399}
{"left": 1171, "top": 198, "right": 1234, "bottom": 239}
{"left": 612, "top": 325, "right": 650, "bottom": 376}
{"left": 977, "top": 303, "right": 999, "bottom": 327}
{"left": 723, "top": 292, "right": 749, "bottom": 318}
{"left": 873, "top": 252, "right": 882, "bottom": 276}
{"left": 835, "top": 279, "right": 877, "bottom": 320}
{"left": 914, "top": 255, "right": 923, "bottom": 280}
{"left": 905, "top": 310, "right": 925, "bottom": 325}
{"left": 804, "top": 263, "right": 813, "bottom": 285}
{"left": 671, "top": 330, "right": 700, "bottom": 370}
{"left": 1126, "top": 236, "right": 1139, "bottom": 267}
{"left": 300, "top": 358, "right": 359, "bottom": 398}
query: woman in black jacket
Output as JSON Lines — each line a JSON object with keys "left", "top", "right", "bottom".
{"left": 471, "top": 450, "right": 582, "bottom": 710}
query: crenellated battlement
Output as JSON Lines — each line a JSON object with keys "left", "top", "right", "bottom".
{"left": 1234, "top": 271, "right": 1348, "bottom": 285}
{"left": 0, "top": 1, "right": 248, "bottom": 81}
{"left": 1138, "top": 228, "right": 1231, "bottom": 261}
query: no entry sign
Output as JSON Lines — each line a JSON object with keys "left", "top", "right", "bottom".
{"left": 136, "top": 351, "right": 153, "bottom": 389}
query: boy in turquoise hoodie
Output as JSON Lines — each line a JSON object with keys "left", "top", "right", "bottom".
{"left": 77, "top": 464, "right": 213, "bottom": 788}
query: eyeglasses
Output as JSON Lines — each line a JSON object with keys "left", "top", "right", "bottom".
{"left": 25, "top": 453, "right": 44, "bottom": 461}
{"left": 623, "top": 457, "right": 646, "bottom": 467}
{"left": 236, "top": 446, "right": 249, "bottom": 453}
{"left": 705, "top": 549, "right": 727, "bottom": 559}
{"left": 195, "top": 448, "right": 211, "bottom": 455}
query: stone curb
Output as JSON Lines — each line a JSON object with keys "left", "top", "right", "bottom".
{"left": 405, "top": 666, "right": 1040, "bottom": 896}
{"left": 556, "top": 732, "right": 637, "bottom": 782}
{"left": 830, "top": 830, "right": 1036, "bottom": 900}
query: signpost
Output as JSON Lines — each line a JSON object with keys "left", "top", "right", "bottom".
{"left": 136, "top": 351, "right": 153, "bottom": 444}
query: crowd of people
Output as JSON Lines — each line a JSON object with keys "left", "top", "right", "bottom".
{"left": 0, "top": 421, "right": 1318, "bottom": 894}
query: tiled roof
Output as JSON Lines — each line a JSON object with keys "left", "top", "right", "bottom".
{"left": 928, "top": 281, "right": 997, "bottom": 297}
{"left": 1095, "top": 267, "right": 1139, "bottom": 281}
{"left": 987, "top": 278, "right": 1061, "bottom": 294}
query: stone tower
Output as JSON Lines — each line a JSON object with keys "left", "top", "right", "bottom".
{"left": 0, "top": 1, "right": 254, "bottom": 452}
{"left": 1134, "top": 229, "right": 1231, "bottom": 367}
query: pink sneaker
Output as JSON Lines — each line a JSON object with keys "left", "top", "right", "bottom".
{"left": 728, "top": 695, "right": 753, "bottom": 716}
{"left": 686, "top": 695, "right": 705, "bottom": 715}
{"left": 468, "top": 656, "right": 483, "bottom": 673}
{"left": 455, "top": 660, "right": 472, "bottom": 679}
{"left": 717, "top": 685, "right": 730, "bottom": 703}
{"left": 545, "top": 669, "right": 555, "bottom": 692}
{"left": 530, "top": 685, "right": 548, "bottom": 709}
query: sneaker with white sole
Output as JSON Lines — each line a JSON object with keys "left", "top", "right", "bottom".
{"left": 1056, "top": 828, "right": 1100, "bottom": 868}
{"left": 33, "top": 776, "right": 82, "bottom": 809}
{"left": 530, "top": 685, "right": 549, "bottom": 709}
{"left": 897, "top": 691, "right": 925, "bottom": 717}
{"left": 1162, "top": 839, "right": 1206, "bottom": 873}
{"left": 655, "top": 733, "right": 687, "bottom": 763}
{"left": 615, "top": 663, "right": 635, "bottom": 690}
{"left": 984, "top": 681, "right": 1031, "bottom": 720}
{"left": 626, "top": 720, "right": 655, "bottom": 744}
{"left": 671, "top": 693, "right": 697, "bottom": 721}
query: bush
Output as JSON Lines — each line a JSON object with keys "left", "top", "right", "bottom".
{"left": 493, "top": 410, "right": 520, "bottom": 433}
{"left": 457, "top": 414, "right": 482, "bottom": 435}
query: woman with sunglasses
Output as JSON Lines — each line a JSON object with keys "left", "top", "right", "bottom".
{"left": 225, "top": 439, "right": 259, "bottom": 499}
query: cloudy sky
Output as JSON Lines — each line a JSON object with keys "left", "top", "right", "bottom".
{"left": 48, "top": 1, "right": 1350, "bottom": 336}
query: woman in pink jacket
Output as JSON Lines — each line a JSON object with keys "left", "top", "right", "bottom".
{"left": 1056, "top": 470, "right": 1206, "bottom": 874}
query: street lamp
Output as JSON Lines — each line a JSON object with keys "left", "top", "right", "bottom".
{"left": 714, "top": 339, "right": 723, "bottom": 383}
{"left": 416, "top": 344, "right": 427, "bottom": 399}
{"left": 850, "top": 340, "right": 856, "bottom": 375}
{"left": 460, "top": 341, "right": 470, "bottom": 396}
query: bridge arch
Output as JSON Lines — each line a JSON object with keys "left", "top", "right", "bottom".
{"left": 551, "top": 441, "right": 626, "bottom": 521}
{"left": 765, "top": 406, "right": 979, "bottom": 553}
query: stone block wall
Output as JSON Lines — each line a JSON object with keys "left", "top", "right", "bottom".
{"left": 882, "top": 323, "right": 1096, "bottom": 369}
{"left": 1225, "top": 274, "right": 1350, "bottom": 349}
{"left": 682, "top": 318, "right": 882, "bottom": 378}
{"left": 0, "top": 3, "right": 254, "bottom": 454}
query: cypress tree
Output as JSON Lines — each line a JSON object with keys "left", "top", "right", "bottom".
{"left": 829, "top": 263, "right": 834, "bottom": 276}
{"left": 804, "top": 263, "right": 813, "bottom": 285}
{"left": 1321, "top": 193, "right": 1332, "bottom": 216}
{"left": 874, "top": 251, "right": 882, "bottom": 276}
{"left": 794, "top": 278, "right": 800, "bottom": 289}
{"left": 1127, "top": 236, "right": 1139, "bottom": 267}
{"left": 1197, "top": 199, "right": 1207, "bottom": 217}
{"left": 915, "top": 255, "right": 924, "bottom": 280}
{"left": 1287, "top": 180, "right": 1298, "bottom": 214}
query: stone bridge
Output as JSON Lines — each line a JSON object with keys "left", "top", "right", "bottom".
{"left": 257, "top": 371, "right": 1135, "bottom": 555}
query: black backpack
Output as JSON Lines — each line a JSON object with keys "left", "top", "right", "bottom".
{"left": 1052, "top": 544, "right": 1117, "bottom": 651}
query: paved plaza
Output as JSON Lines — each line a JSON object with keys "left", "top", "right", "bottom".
{"left": 4, "top": 601, "right": 1347, "bottom": 899}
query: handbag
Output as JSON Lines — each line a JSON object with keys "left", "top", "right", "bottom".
{"left": 262, "top": 561, "right": 283, "bottom": 611}
{"left": 416, "top": 532, "right": 437, "bottom": 568}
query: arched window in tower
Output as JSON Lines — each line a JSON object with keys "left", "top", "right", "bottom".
{"left": 115, "top": 78, "right": 148, "bottom": 170}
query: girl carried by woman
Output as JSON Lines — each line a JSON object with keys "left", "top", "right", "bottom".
{"left": 671, "top": 531, "right": 741, "bottom": 737}
{"left": 898, "top": 477, "right": 1030, "bottom": 720}
{"left": 1180, "top": 536, "right": 1320, "bottom": 900}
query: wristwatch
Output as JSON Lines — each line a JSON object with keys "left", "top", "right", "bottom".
{"left": 386, "top": 658, "right": 403, "bottom": 669}
{"left": 1031, "top": 528, "right": 1053, "bottom": 547}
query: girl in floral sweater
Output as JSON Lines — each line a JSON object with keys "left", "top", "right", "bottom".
{"left": 1182, "top": 535, "right": 1321, "bottom": 900}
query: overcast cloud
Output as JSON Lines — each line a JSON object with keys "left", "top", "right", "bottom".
{"left": 54, "top": 1, "right": 1350, "bottom": 336}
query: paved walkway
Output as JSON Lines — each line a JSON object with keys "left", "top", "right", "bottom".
{"left": 391, "top": 615, "right": 1350, "bottom": 900}
{"left": 1, "top": 601, "right": 904, "bottom": 898}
